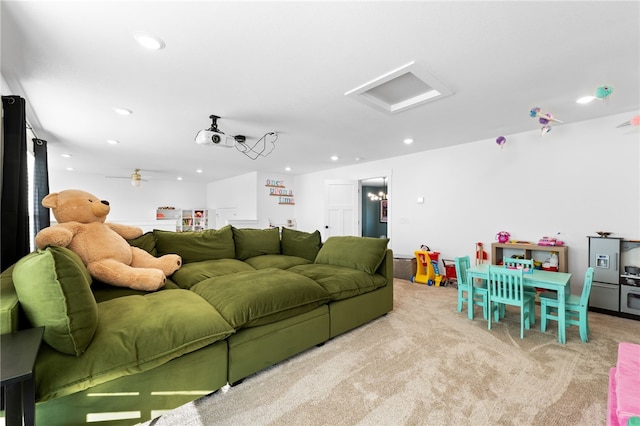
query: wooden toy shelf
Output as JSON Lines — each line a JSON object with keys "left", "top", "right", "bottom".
{"left": 491, "top": 242, "right": 569, "bottom": 272}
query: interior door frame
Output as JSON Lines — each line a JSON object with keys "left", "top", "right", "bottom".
{"left": 358, "top": 174, "right": 391, "bottom": 244}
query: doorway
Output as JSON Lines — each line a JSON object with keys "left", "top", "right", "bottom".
{"left": 360, "top": 176, "right": 388, "bottom": 239}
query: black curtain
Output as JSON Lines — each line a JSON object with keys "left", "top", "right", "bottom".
{"left": 1, "top": 95, "right": 30, "bottom": 271}
{"left": 33, "top": 138, "right": 50, "bottom": 234}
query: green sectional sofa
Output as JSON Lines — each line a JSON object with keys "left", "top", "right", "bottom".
{"left": 0, "top": 226, "right": 393, "bottom": 426}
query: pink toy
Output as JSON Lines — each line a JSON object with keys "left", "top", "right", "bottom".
{"left": 538, "top": 236, "right": 564, "bottom": 246}
{"left": 496, "top": 231, "right": 510, "bottom": 243}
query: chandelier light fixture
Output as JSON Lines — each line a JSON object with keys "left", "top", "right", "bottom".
{"left": 367, "top": 191, "right": 387, "bottom": 201}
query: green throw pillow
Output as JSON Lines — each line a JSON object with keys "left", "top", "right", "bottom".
{"left": 12, "top": 247, "right": 98, "bottom": 356}
{"left": 232, "top": 227, "right": 281, "bottom": 260}
{"left": 127, "top": 231, "right": 157, "bottom": 256}
{"left": 314, "top": 236, "right": 389, "bottom": 274}
{"left": 280, "top": 227, "right": 322, "bottom": 262}
{"left": 154, "top": 225, "right": 235, "bottom": 263}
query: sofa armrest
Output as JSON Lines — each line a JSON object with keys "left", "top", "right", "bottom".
{"left": 1, "top": 264, "right": 23, "bottom": 334}
{"left": 376, "top": 249, "right": 394, "bottom": 285}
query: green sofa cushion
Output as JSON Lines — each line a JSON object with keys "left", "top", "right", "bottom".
{"left": 280, "top": 228, "right": 322, "bottom": 261}
{"left": 244, "top": 254, "right": 312, "bottom": 270}
{"left": 35, "top": 289, "right": 234, "bottom": 402}
{"left": 170, "top": 259, "right": 256, "bottom": 289}
{"left": 191, "top": 269, "right": 331, "bottom": 329}
{"left": 154, "top": 225, "right": 235, "bottom": 263}
{"left": 232, "top": 227, "right": 281, "bottom": 260}
{"left": 314, "top": 236, "right": 389, "bottom": 274}
{"left": 288, "top": 264, "right": 388, "bottom": 300}
{"left": 1, "top": 264, "right": 21, "bottom": 334}
{"left": 12, "top": 247, "right": 98, "bottom": 356}
{"left": 127, "top": 231, "right": 157, "bottom": 256}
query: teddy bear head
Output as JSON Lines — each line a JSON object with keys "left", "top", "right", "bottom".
{"left": 42, "top": 189, "right": 111, "bottom": 224}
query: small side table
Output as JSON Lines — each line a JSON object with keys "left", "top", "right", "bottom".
{"left": 1, "top": 327, "right": 44, "bottom": 426}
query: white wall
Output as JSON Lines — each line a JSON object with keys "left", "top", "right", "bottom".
{"left": 207, "top": 171, "right": 258, "bottom": 227}
{"left": 48, "top": 171, "right": 207, "bottom": 231}
{"left": 256, "top": 171, "right": 295, "bottom": 229}
{"left": 294, "top": 111, "right": 640, "bottom": 293}
{"left": 206, "top": 171, "right": 294, "bottom": 228}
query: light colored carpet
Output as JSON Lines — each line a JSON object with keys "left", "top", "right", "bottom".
{"left": 144, "top": 279, "right": 640, "bottom": 425}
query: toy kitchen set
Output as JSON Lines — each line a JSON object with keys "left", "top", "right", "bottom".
{"left": 588, "top": 235, "right": 640, "bottom": 319}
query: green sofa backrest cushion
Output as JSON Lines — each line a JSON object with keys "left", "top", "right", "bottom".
{"left": 314, "top": 236, "right": 389, "bottom": 274}
{"left": 280, "top": 227, "right": 322, "bottom": 262}
{"left": 232, "top": 227, "right": 281, "bottom": 260}
{"left": 127, "top": 231, "right": 157, "bottom": 256}
{"left": 12, "top": 246, "right": 98, "bottom": 356}
{"left": 154, "top": 225, "right": 235, "bottom": 263}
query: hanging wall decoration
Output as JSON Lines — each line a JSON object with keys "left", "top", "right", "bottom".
{"left": 530, "top": 107, "right": 562, "bottom": 136}
{"left": 616, "top": 115, "right": 640, "bottom": 128}
{"left": 495, "top": 136, "right": 506, "bottom": 148}
{"left": 265, "top": 179, "right": 295, "bottom": 205}
{"left": 594, "top": 85, "right": 614, "bottom": 100}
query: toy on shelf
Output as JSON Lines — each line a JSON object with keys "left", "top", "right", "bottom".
{"left": 411, "top": 248, "right": 445, "bottom": 286}
{"left": 538, "top": 236, "right": 564, "bottom": 246}
{"left": 496, "top": 231, "right": 511, "bottom": 243}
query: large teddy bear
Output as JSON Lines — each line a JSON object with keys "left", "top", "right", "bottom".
{"left": 35, "top": 189, "right": 181, "bottom": 291}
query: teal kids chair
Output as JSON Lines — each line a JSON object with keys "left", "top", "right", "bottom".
{"left": 455, "top": 256, "right": 488, "bottom": 320}
{"left": 502, "top": 257, "right": 537, "bottom": 322}
{"left": 539, "top": 267, "right": 594, "bottom": 342}
{"left": 503, "top": 257, "right": 534, "bottom": 273}
{"left": 487, "top": 265, "right": 535, "bottom": 339}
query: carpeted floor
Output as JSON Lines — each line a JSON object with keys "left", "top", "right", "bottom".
{"left": 143, "top": 279, "right": 640, "bottom": 425}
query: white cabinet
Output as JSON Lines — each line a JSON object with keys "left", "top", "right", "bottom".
{"left": 177, "top": 209, "right": 209, "bottom": 232}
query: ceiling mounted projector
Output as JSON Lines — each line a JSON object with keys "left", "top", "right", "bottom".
{"left": 195, "top": 115, "right": 236, "bottom": 147}
{"left": 195, "top": 114, "right": 278, "bottom": 160}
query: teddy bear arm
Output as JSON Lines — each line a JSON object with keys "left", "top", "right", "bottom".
{"left": 87, "top": 259, "right": 166, "bottom": 291}
{"left": 34, "top": 224, "right": 75, "bottom": 249}
{"left": 106, "top": 223, "right": 144, "bottom": 240}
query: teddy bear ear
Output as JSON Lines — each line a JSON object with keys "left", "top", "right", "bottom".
{"left": 42, "top": 192, "right": 59, "bottom": 208}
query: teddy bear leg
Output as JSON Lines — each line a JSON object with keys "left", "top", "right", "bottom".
{"left": 130, "top": 247, "right": 182, "bottom": 276}
{"left": 87, "top": 259, "right": 166, "bottom": 291}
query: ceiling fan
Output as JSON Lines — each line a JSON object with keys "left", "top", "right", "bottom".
{"left": 194, "top": 114, "right": 278, "bottom": 160}
{"left": 105, "top": 168, "right": 148, "bottom": 187}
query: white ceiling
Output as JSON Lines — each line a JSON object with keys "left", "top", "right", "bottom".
{"left": 2, "top": 1, "right": 639, "bottom": 185}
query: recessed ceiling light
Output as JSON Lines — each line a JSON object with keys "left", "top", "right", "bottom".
{"left": 331, "top": 155, "right": 339, "bottom": 161}
{"left": 576, "top": 96, "right": 596, "bottom": 104}
{"left": 196, "top": 169, "right": 203, "bottom": 173}
{"left": 61, "top": 153, "right": 72, "bottom": 158}
{"left": 133, "top": 32, "right": 166, "bottom": 50}
{"left": 107, "top": 139, "right": 120, "bottom": 145}
{"left": 403, "top": 138, "right": 414, "bottom": 145}
{"left": 285, "top": 166, "right": 291, "bottom": 172}
{"left": 66, "top": 167, "right": 74, "bottom": 171}
{"left": 177, "top": 176, "right": 183, "bottom": 181}
{"left": 113, "top": 107, "right": 133, "bottom": 115}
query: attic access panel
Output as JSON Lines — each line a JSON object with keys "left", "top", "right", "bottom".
{"left": 345, "top": 61, "right": 453, "bottom": 114}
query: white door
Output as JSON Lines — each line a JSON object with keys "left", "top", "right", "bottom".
{"left": 324, "top": 179, "right": 358, "bottom": 239}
